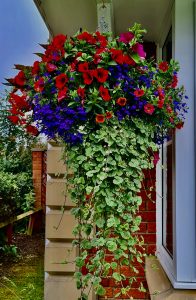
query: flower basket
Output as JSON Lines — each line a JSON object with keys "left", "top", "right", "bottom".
{"left": 6, "top": 23, "right": 187, "bottom": 299}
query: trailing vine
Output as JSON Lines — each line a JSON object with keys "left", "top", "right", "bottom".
{"left": 5, "top": 23, "right": 188, "bottom": 298}
{"left": 66, "top": 117, "right": 157, "bottom": 298}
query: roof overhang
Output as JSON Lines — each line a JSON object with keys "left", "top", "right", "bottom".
{"left": 33, "top": 0, "right": 174, "bottom": 43}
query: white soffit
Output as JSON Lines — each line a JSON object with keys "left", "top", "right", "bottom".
{"left": 34, "top": 0, "right": 173, "bottom": 42}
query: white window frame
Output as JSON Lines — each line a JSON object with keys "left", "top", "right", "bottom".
{"left": 156, "top": 0, "right": 196, "bottom": 289}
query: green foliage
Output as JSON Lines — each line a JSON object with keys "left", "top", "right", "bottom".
{"left": 65, "top": 116, "right": 157, "bottom": 298}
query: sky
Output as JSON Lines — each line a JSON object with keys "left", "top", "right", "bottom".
{"left": 0, "top": 0, "right": 49, "bottom": 93}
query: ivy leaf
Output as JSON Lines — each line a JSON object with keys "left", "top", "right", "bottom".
{"left": 96, "top": 285, "right": 106, "bottom": 296}
{"left": 113, "top": 176, "right": 123, "bottom": 185}
{"left": 111, "top": 262, "right": 118, "bottom": 270}
{"left": 112, "top": 272, "right": 122, "bottom": 282}
{"left": 107, "top": 241, "right": 117, "bottom": 252}
{"left": 95, "top": 218, "right": 105, "bottom": 228}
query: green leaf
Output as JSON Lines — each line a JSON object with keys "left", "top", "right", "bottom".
{"left": 107, "top": 241, "right": 117, "bottom": 252}
{"left": 111, "top": 262, "right": 118, "bottom": 270}
{"left": 96, "top": 285, "right": 106, "bottom": 296}
{"left": 113, "top": 176, "right": 123, "bottom": 185}
{"left": 112, "top": 272, "right": 121, "bottom": 282}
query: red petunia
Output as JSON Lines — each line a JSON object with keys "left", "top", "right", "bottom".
{"left": 7, "top": 115, "right": 20, "bottom": 124}
{"left": 116, "top": 97, "right": 127, "bottom": 106}
{"left": 110, "top": 49, "right": 124, "bottom": 64}
{"left": 99, "top": 86, "right": 111, "bottom": 101}
{"left": 83, "top": 70, "right": 94, "bottom": 85}
{"left": 78, "top": 62, "right": 89, "bottom": 73}
{"left": 77, "top": 32, "right": 96, "bottom": 44}
{"left": 34, "top": 77, "right": 45, "bottom": 92}
{"left": 134, "top": 89, "right": 145, "bottom": 97}
{"left": 26, "top": 125, "right": 39, "bottom": 136}
{"left": 77, "top": 87, "right": 85, "bottom": 98}
{"left": 144, "top": 103, "right": 155, "bottom": 115}
{"left": 14, "top": 71, "right": 26, "bottom": 87}
{"left": 58, "top": 87, "right": 68, "bottom": 102}
{"left": 52, "top": 34, "right": 67, "bottom": 49}
{"left": 32, "top": 61, "right": 40, "bottom": 75}
{"left": 96, "top": 114, "right": 105, "bottom": 123}
{"left": 95, "top": 31, "right": 108, "bottom": 48}
{"left": 159, "top": 62, "right": 169, "bottom": 72}
{"left": 176, "top": 121, "right": 184, "bottom": 129}
{"left": 55, "top": 73, "right": 68, "bottom": 89}
{"left": 123, "top": 55, "right": 135, "bottom": 65}
{"left": 9, "top": 93, "right": 29, "bottom": 110}
{"left": 94, "top": 68, "right": 109, "bottom": 83}
{"left": 106, "top": 111, "right": 113, "bottom": 119}
{"left": 46, "top": 63, "right": 57, "bottom": 72}
{"left": 157, "top": 99, "right": 164, "bottom": 108}
{"left": 172, "top": 75, "right": 178, "bottom": 88}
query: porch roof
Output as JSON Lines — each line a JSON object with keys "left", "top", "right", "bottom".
{"left": 33, "top": 0, "right": 173, "bottom": 43}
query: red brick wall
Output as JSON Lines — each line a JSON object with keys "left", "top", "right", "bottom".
{"left": 100, "top": 168, "right": 156, "bottom": 300}
{"left": 32, "top": 149, "right": 47, "bottom": 210}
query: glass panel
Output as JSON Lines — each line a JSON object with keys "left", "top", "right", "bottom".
{"left": 162, "top": 131, "right": 174, "bottom": 257}
{"left": 162, "top": 28, "right": 174, "bottom": 257}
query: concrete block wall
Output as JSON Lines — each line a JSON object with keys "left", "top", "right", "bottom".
{"left": 44, "top": 142, "right": 95, "bottom": 300}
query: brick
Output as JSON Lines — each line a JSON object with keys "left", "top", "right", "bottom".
{"left": 104, "top": 287, "right": 113, "bottom": 298}
{"left": 146, "top": 200, "right": 156, "bottom": 211}
{"left": 139, "top": 211, "right": 156, "bottom": 222}
{"left": 147, "top": 244, "right": 156, "bottom": 255}
{"left": 143, "top": 233, "right": 156, "bottom": 244}
{"left": 138, "top": 222, "right": 147, "bottom": 233}
{"left": 139, "top": 200, "right": 146, "bottom": 211}
{"left": 147, "top": 223, "right": 156, "bottom": 233}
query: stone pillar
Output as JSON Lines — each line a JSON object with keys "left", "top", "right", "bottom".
{"left": 44, "top": 142, "right": 95, "bottom": 300}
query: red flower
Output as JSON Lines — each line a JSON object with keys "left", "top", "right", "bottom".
{"left": 96, "top": 114, "right": 105, "bottom": 123}
{"left": 99, "top": 86, "right": 111, "bottom": 101}
{"left": 94, "top": 68, "right": 109, "bottom": 83}
{"left": 26, "top": 125, "right": 39, "bottom": 136}
{"left": 134, "top": 89, "right": 145, "bottom": 97}
{"left": 159, "top": 62, "right": 169, "bottom": 72}
{"left": 77, "top": 87, "right": 85, "bottom": 98}
{"left": 8, "top": 115, "right": 20, "bottom": 124}
{"left": 14, "top": 71, "right": 26, "bottom": 87}
{"left": 172, "top": 75, "right": 178, "bottom": 88}
{"left": 123, "top": 55, "right": 135, "bottom": 65}
{"left": 83, "top": 71, "right": 94, "bottom": 85}
{"left": 58, "top": 87, "right": 68, "bottom": 102}
{"left": 176, "top": 121, "right": 184, "bottom": 129}
{"left": 34, "top": 78, "right": 45, "bottom": 92}
{"left": 95, "top": 31, "right": 108, "bottom": 48}
{"left": 106, "top": 111, "right": 113, "bottom": 119}
{"left": 55, "top": 73, "right": 68, "bottom": 89}
{"left": 167, "top": 105, "right": 173, "bottom": 114}
{"left": 144, "top": 103, "right": 155, "bottom": 115}
{"left": 157, "top": 99, "right": 164, "bottom": 108}
{"left": 78, "top": 62, "right": 89, "bottom": 73}
{"left": 32, "top": 61, "right": 40, "bottom": 75}
{"left": 46, "top": 63, "right": 57, "bottom": 72}
{"left": 77, "top": 32, "right": 96, "bottom": 44}
{"left": 110, "top": 49, "right": 124, "bottom": 64}
{"left": 9, "top": 93, "right": 29, "bottom": 110}
{"left": 116, "top": 97, "right": 127, "bottom": 106}
{"left": 85, "top": 193, "right": 93, "bottom": 200}
{"left": 52, "top": 34, "right": 67, "bottom": 49}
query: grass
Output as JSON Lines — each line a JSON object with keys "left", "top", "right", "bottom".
{"left": 0, "top": 232, "right": 44, "bottom": 300}
{"left": 0, "top": 258, "right": 44, "bottom": 300}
